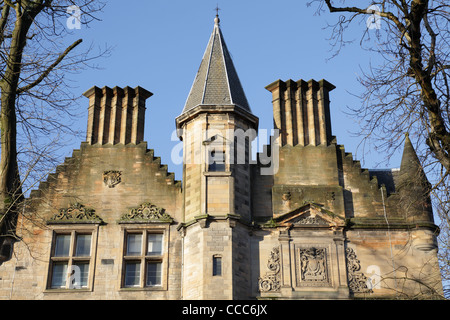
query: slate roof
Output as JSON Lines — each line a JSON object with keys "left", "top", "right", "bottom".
{"left": 369, "top": 169, "right": 397, "bottom": 195}
{"left": 181, "top": 15, "right": 252, "bottom": 115}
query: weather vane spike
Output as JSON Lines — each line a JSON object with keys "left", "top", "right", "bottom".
{"left": 214, "top": 4, "right": 221, "bottom": 26}
{"left": 215, "top": 4, "right": 221, "bottom": 17}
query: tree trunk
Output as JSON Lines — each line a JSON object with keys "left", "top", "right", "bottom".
{"left": 408, "top": 0, "right": 450, "bottom": 171}
{"left": 0, "top": 9, "right": 35, "bottom": 217}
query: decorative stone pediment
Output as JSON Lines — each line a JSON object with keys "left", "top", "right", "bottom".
{"left": 119, "top": 202, "right": 173, "bottom": 223}
{"left": 273, "top": 203, "right": 345, "bottom": 229}
{"left": 48, "top": 203, "right": 103, "bottom": 224}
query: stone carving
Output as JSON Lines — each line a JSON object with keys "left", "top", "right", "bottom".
{"left": 346, "top": 247, "right": 372, "bottom": 294}
{"left": 103, "top": 170, "right": 122, "bottom": 188}
{"left": 327, "top": 191, "right": 336, "bottom": 201}
{"left": 120, "top": 202, "right": 173, "bottom": 223}
{"left": 49, "top": 203, "right": 103, "bottom": 223}
{"left": 273, "top": 203, "right": 345, "bottom": 230}
{"left": 258, "top": 247, "right": 281, "bottom": 292}
{"left": 299, "top": 247, "right": 328, "bottom": 282}
{"left": 294, "top": 214, "right": 328, "bottom": 225}
{"left": 281, "top": 192, "right": 291, "bottom": 201}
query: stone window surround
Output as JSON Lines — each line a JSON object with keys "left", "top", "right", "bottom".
{"left": 203, "top": 132, "right": 251, "bottom": 174}
{"left": 44, "top": 224, "right": 99, "bottom": 293}
{"left": 118, "top": 224, "right": 170, "bottom": 291}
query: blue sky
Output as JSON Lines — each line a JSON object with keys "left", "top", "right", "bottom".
{"left": 63, "top": 0, "right": 401, "bottom": 180}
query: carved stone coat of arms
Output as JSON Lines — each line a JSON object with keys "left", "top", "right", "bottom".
{"left": 297, "top": 247, "right": 331, "bottom": 287}
{"left": 103, "top": 170, "right": 122, "bottom": 188}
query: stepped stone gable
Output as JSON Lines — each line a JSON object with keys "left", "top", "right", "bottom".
{"left": 0, "top": 14, "right": 443, "bottom": 300}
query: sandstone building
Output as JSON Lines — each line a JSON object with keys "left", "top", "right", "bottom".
{"left": 0, "top": 15, "right": 443, "bottom": 300}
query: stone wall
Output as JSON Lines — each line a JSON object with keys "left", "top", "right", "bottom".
{"left": 0, "top": 142, "right": 182, "bottom": 300}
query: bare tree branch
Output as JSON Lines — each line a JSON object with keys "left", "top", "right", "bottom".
{"left": 17, "top": 38, "right": 82, "bottom": 94}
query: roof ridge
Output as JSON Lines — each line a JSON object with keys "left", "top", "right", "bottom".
{"left": 217, "top": 25, "right": 234, "bottom": 106}
{"left": 201, "top": 23, "right": 217, "bottom": 105}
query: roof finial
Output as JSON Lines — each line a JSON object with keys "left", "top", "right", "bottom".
{"left": 214, "top": 4, "right": 221, "bottom": 25}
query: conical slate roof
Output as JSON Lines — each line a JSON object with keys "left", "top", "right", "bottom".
{"left": 397, "top": 135, "right": 434, "bottom": 221}
{"left": 181, "top": 15, "right": 252, "bottom": 114}
{"left": 398, "top": 133, "right": 430, "bottom": 192}
{"left": 400, "top": 133, "right": 426, "bottom": 178}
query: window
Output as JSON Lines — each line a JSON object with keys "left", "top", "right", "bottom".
{"left": 127, "top": 233, "right": 142, "bottom": 256}
{"left": 48, "top": 231, "right": 93, "bottom": 289}
{"left": 124, "top": 261, "right": 141, "bottom": 287}
{"left": 147, "top": 233, "right": 163, "bottom": 256}
{"left": 122, "top": 230, "right": 164, "bottom": 289}
{"left": 208, "top": 150, "right": 226, "bottom": 172}
{"left": 146, "top": 262, "right": 162, "bottom": 286}
{"left": 213, "top": 255, "right": 222, "bottom": 276}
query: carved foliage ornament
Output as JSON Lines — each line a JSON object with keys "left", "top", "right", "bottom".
{"left": 346, "top": 247, "right": 372, "bottom": 294}
{"left": 258, "top": 247, "right": 281, "bottom": 293}
{"left": 120, "top": 202, "right": 173, "bottom": 223}
{"left": 103, "top": 170, "right": 122, "bottom": 188}
{"left": 49, "top": 203, "right": 103, "bottom": 224}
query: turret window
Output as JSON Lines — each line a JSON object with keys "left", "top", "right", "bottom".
{"left": 208, "top": 150, "right": 226, "bottom": 172}
{"left": 213, "top": 255, "right": 222, "bottom": 276}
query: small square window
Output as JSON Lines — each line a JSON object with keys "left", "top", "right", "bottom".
{"left": 208, "top": 150, "right": 225, "bottom": 172}
{"left": 127, "top": 234, "right": 142, "bottom": 256}
{"left": 54, "top": 234, "right": 71, "bottom": 257}
{"left": 75, "top": 234, "right": 91, "bottom": 257}
{"left": 147, "top": 234, "right": 163, "bottom": 256}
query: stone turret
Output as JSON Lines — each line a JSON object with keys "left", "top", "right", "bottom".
{"left": 176, "top": 14, "right": 257, "bottom": 299}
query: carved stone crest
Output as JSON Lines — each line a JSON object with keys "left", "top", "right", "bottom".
{"left": 281, "top": 192, "right": 291, "bottom": 201}
{"left": 120, "top": 202, "right": 173, "bottom": 223}
{"left": 258, "top": 247, "right": 281, "bottom": 293}
{"left": 300, "top": 247, "right": 328, "bottom": 282}
{"left": 103, "top": 170, "right": 122, "bottom": 188}
{"left": 48, "top": 203, "right": 103, "bottom": 224}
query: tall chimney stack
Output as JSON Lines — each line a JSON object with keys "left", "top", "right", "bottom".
{"left": 83, "top": 86, "right": 153, "bottom": 145}
{"left": 265, "top": 79, "right": 335, "bottom": 147}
